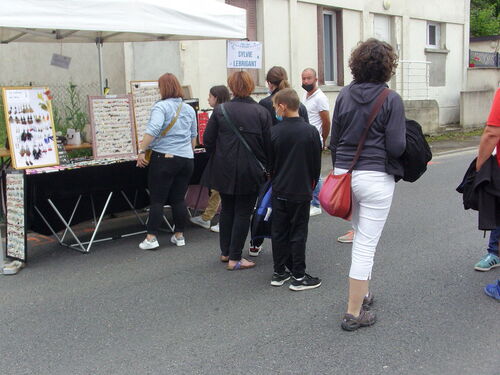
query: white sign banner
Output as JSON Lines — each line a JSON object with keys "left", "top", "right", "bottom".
{"left": 227, "top": 41, "right": 262, "bottom": 69}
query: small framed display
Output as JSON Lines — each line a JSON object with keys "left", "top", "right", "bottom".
{"left": 1, "top": 87, "right": 59, "bottom": 169}
{"left": 88, "top": 95, "right": 137, "bottom": 159}
{"left": 130, "top": 81, "right": 160, "bottom": 148}
{"left": 6, "top": 171, "right": 27, "bottom": 261}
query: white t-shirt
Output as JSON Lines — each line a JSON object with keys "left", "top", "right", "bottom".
{"left": 302, "top": 88, "right": 330, "bottom": 136}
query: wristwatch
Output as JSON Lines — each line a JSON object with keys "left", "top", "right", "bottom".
{"left": 138, "top": 149, "right": 146, "bottom": 154}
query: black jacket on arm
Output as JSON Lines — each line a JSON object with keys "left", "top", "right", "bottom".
{"left": 259, "top": 89, "right": 309, "bottom": 126}
{"left": 270, "top": 117, "right": 322, "bottom": 201}
{"left": 201, "top": 97, "right": 272, "bottom": 195}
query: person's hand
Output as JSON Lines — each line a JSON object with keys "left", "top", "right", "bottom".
{"left": 136, "top": 153, "right": 149, "bottom": 168}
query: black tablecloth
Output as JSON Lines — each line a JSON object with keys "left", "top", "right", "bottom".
{"left": 27, "top": 152, "right": 209, "bottom": 235}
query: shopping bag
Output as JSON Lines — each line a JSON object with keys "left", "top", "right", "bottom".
{"left": 318, "top": 171, "right": 352, "bottom": 220}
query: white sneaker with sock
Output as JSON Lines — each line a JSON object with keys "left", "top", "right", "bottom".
{"left": 171, "top": 235, "right": 185, "bottom": 246}
{"left": 139, "top": 237, "right": 159, "bottom": 250}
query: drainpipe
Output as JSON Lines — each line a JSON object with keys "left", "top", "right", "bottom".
{"left": 463, "top": 0, "right": 471, "bottom": 91}
{"left": 289, "top": 0, "right": 298, "bottom": 87}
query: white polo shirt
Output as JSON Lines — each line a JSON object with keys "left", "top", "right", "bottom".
{"left": 301, "top": 88, "right": 330, "bottom": 137}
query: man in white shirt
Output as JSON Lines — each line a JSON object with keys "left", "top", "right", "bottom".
{"left": 301, "top": 68, "right": 331, "bottom": 216}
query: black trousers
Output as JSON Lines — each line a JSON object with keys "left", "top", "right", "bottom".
{"left": 147, "top": 152, "right": 194, "bottom": 236}
{"left": 219, "top": 193, "right": 258, "bottom": 261}
{"left": 271, "top": 196, "right": 310, "bottom": 278}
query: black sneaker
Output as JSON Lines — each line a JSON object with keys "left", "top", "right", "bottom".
{"left": 362, "top": 292, "right": 374, "bottom": 310}
{"left": 289, "top": 273, "right": 321, "bottom": 291}
{"left": 270, "top": 271, "right": 291, "bottom": 287}
{"left": 341, "top": 309, "right": 377, "bottom": 331}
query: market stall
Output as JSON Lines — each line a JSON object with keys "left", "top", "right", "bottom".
{"left": 0, "top": 0, "right": 246, "bottom": 266}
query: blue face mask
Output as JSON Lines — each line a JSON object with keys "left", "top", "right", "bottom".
{"left": 275, "top": 114, "right": 283, "bottom": 122}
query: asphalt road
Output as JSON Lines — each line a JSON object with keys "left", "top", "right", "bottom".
{"left": 1, "top": 148, "right": 498, "bottom": 375}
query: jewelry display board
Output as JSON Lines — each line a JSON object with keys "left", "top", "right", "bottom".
{"left": 130, "top": 81, "right": 160, "bottom": 147}
{"left": 88, "top": 95, "right": 136, "bottom": 160}
{"left": 2, "top": 87, "right": 59, "bottom": 169}
{"left": 6, "top": 171, "right": 26, "bottom": 261}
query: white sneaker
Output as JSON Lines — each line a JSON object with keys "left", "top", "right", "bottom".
{"left": 210, "top": 223, "right": 220, "bottom": 233}
{"left": 190, "top": 216, "right": 211, "bottom": 229}
{"left": 309, "top": 206, "right": 322, "bottom": 216}
{"left": 249, "top": 245, "right": 263, "bottom": 257}
{"left": 139, "top": 237, "right": 159, "bottom": 250}
{"left": 171, "top": 234, "right": 185, "bottom": 246}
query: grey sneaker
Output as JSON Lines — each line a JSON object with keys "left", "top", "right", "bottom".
{"left": 190, "top": 216, "right": 211, "bottom": 229}
{"left": 270, "top": 271, "right": 291, "bottom": 287}
{"left": 362, "top": 292, "right": 374, "bottom": 310}
{"left": 289, "top": 273, "right": 321, "bottom": 291}
{"left": 341, "top": 309, "right": 377, "bottom": 331}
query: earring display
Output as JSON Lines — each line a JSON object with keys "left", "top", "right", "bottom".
{"left": 2, "top": 87, "right": 60, "bottom": 169}
{"left": 88, "top": 95, "right": 137, "bottom": 159}
{"left": 6, "top": 171, "right": 26, "bottom": 261}
{"left": 130, "top": 81, "right": 160, "bottom": 148}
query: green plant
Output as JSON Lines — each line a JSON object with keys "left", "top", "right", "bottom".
{"left": 64, "top": 83, "right": 88, "bottom": 136}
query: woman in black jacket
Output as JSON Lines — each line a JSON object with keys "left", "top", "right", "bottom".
{"left": 259, "top": 66, "right": 309, "bottom": 126}
{"left": 202, "top": 71, "right": 272, "bottom": 270}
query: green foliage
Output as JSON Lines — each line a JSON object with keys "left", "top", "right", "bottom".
{"left": 470, "top": 0, "right": 500, "bottom": 37}
{"left": 62, "top": 83, "right": 88, "bottom": 134}
{"left": 0, "top": 97, "right": 6, "bottom": 146}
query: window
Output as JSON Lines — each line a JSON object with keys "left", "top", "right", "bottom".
{"left": 427, "top": 22, "right": 441, "bottom": 48}
{"left": 373, "top": 14, "right": 392, "bottom": 44}
{"left": 323, "top": 11, "right": 337, "bottom": 84}
{"left": 318, "top": 8, "right": 343, "bottom": 85}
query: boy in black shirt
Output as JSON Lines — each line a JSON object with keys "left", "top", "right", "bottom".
{"left": 270, "top": 88, "right": 322, "bottom": 290}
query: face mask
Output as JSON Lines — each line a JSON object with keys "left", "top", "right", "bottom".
{"left": 302, "top": 83, "right": 315, "bottom": 92}
{"left": 275, "top": 107, "right": 283, "bottom": 122}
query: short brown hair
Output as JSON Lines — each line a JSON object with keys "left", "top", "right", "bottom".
{"left": 266, "top": 66, "right": 290, "bottom": 91}
{"left": 158, "top": 73, "right": 184, "bottom": 99}
{"left": 227, "top": 71, "right": 255, "bottom": 97}
{"left": 349, "top": 38, "right": 398, "bottom": 83}
{"left": 272, "top": 88, "right": 300, "bottom": 111}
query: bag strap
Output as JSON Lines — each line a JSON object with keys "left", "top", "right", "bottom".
{"left": 348, "top": 88, "right": 390, "bottom": 173}
{"left": 159, "top": 102, "right": 183, "bottom": 138}
{"left": 220, "top": 103, "right": 267, "bottom": 173}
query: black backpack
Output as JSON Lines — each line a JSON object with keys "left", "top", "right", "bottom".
{"left": 400, "top": 119, "right": 432, "bottom": 182}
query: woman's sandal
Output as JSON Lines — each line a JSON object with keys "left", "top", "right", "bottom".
{"left": 220, "top": 255, "right": 229, "bottom": 263}
{"left": 226, "top": 258, "right": 255, "bottom": 271}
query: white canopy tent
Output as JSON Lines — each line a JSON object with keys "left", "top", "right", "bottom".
{"left": 0, "top": 0, "right": 247, "bottom": 92}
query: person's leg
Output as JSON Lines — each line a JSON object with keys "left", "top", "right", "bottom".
{"left": 487, "top": 227, "right": 500, "bottom": 255}
{"left": 167, "top": 157, "right": 194, "bottom": 237}
{"left": 271, "top": 197, "right": 291, "bottom": 275}
{"left": 474, "top": 227, "right": 500, "bottom": 271}
{"left": 202, "top": 190, "right": 221, "bottom": 222}
{"left": 227, "top": 194, "right": 257, "bottom": 263}
{"left": 219, "top": 193, "right": 236, "bottom": 258}
{"left": 288, "top": 200, "right": 310, "bottom": 278}
{"left": 146, "top": 155, "right": 174, "bottom": 239}
{"left": 347, "top": 171, "right": 395, "bottom": 317}
{"left": 311, "top": 178, "right": 322, "bottom": 208}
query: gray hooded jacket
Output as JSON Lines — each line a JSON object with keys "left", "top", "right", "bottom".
{"left": 329, "top": 82, "right": 406, "bottom": 173}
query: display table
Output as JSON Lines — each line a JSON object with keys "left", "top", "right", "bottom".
{"left": 5, "top": 149, "right": 209, "bottom": 261}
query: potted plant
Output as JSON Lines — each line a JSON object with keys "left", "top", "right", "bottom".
{"left": 64, "top": 83, "right": 88, "bottom": 145}
{"left": 469, "top": 56, "right": 480, "bottom": 67}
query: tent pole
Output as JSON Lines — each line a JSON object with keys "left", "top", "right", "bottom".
{"left": 96, "top": 38, "right": 104, "bottom": 95}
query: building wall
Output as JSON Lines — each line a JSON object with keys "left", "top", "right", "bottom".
{"left": 470, "top": 39, "right": 500, "bottom": 54}
{"left": 0, "top": 0, "right": 469, "bottom": 127}
{"left": 0, "top": 42, "right": 126, "bottom": 95}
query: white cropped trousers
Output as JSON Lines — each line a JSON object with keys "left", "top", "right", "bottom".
{"left": 335, "top": 168, "right": 395, "bottom": 280}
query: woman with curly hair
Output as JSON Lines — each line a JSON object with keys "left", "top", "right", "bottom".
{"left": 328, "top": 39, "right": 406, "bottom": 331}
